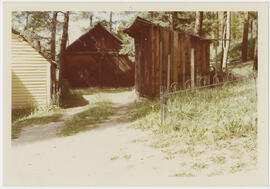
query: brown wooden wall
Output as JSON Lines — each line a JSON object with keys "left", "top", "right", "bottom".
{"left": 64, "top": 54, "right": 134, "bottom": 88}
{"left": 134, "top": 26, "right": 211, "bottom": 98}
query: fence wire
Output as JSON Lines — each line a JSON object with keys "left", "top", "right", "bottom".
{"left": 160, "top": 75, "right": 257, "bottom": 125}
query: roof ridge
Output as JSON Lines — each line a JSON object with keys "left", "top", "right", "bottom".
{"left": 125, "top": 16, "right": 213, "bottom": 42}
{"left": 66, "top": 22, "right": 123, "bottom": 51}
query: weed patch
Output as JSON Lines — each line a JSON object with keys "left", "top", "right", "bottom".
{"left": 61, "top": 101, "right": 115, "bottom": 136}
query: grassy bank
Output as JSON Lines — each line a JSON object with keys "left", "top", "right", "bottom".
{"left": 128, "top": 62, "right": 257, "bottom": 176}
{"left": 130, "top": 77, "right": 256, "bottom": 143}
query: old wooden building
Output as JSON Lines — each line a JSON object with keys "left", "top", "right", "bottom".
{"left": 124, "top": 17, "right": 213, "bottom": 98}
{"left": 64, "top": 23, "right": 134, "bottom": 88}
{"left": 12, "top": 30, "right": 54, "bottom": 108}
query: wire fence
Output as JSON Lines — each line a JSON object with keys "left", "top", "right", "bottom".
{"left": 160, "top": 74, "right": 257, "bottom": 125}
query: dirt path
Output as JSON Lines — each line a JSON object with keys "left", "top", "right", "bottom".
{"left": 12, "top": 90, "right": 136, "bottom": 146}
{"left": 9, "top": 90, "right": 179, "bottom": 185}
{"left": 8, "top": 90, "right": 257, "bottom": 186}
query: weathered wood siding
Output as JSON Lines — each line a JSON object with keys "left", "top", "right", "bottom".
{"left": 131, "top": 27, "right": 211, "bottom": 98}
{"left": 12, "top": 33, "right": 51, "bottom": 109}
{"left": 65, "top": 23, "right": 134, "bottom": 88}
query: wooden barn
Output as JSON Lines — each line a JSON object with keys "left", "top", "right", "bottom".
{"left": 11, "top": 29, "right": 54, "bottom": 109}
{"left": 124, "top": 17, "right": 213, "bottom": 98}
{"left": 64, "top": 23, "right": 134, "bottom": 88}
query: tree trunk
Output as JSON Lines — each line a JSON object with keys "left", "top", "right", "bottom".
{"left": 215, "top": 11, "right": 219, "bottom": 72}
{"left": 222, "top": 11, "right": 231, "bottom": 72}
{"left": 194, "top": 11, "right": 203, "bottom": 36}
{"left": 58, "top": 11, "right": 69, "bottom": 92}
{"left": 51, "top": 11, "right": 58, "bottom": 61}
{"left": 109, "top": 11, "right": 112, "bottom": 32}
{"left": 250, "top": 19, "right": 253, "bottom": 40}
{"left": 220, "top": 12, "right": 226, "bottom": 73}
{"left": 170, "top": 12, "right": 177, "bottom": 30}
{"left": 241, "top": 12, "right": 249, "bottom": 62}
{"left": 90, "top": 13, "right": 93, "bottom": 28}
{"left": 253, "top": 17, "right": 258, "bottom": 71}
{"left": 50, "top": 11, "right": 58, "bottom": 96}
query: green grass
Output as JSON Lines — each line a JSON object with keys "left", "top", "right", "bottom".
{"left": 129, "top": 62, "right": 257, "bottom": 144}
{"left": 128, "top": 61, "right": 257, "bottom": 176}
{"left": 12, "top": 107, "right": 35, "bottom": 122}
{"left": 127, "top": 98, "right": 160, "bottom": 122}
{"left": 132, "top": 78, "right": 256, "bottom": 143}
{"left": 172, "top": 172, "right": 194, "bottom": 177}
{"left": 211, "top": 155, "right": 226, "bottom": 165}
{"left": 60, "top": 101, "right": 115, "bottom": 136}
{"left": 73, "top": 87, "right": 132, "bottom": 95}
{"left": 12, "top": 109, "right": 64, "bottom": 139}
{"left": 110, "top": 155, "right": 119, "bottom": 160}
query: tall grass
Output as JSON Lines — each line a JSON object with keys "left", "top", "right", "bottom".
{"left": 130, "top": 78, "right": 257, "bottom": 144}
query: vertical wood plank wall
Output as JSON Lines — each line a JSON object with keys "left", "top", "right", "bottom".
{"left": 12, "top": 33, "right": 51, "bottom": 109}
{"left": 134, "top": 26, "right": 211, "bottom": 98}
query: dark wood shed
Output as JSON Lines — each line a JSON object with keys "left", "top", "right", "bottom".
{"left": 124, "top": 17, "right": 213, "bottom": 98}
{"left": 64, "top": 23, "right": 134, "bottom": 88}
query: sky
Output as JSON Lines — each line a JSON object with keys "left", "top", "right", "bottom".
{"left": 67, "top": 11, "right": 138, "bottom": 44}
{"left": 12, "top": 11, "right": 139, "bottom": 52}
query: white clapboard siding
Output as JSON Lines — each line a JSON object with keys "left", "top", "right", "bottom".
{"left": 12, "top": 33, "right": 51, "bottom": 109}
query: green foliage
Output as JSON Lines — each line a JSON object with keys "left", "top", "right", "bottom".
{"left": 61, "top": 101, "right": 115, "bottom": 136}
{"left": 130, "top": 63, "right": 257, "bottom": 144}
{"left": 12, "top": 11, "right": 63, "bottom": 60}
{"left": 216, "top": 38, "right": 255, "bottom": 60}
{"left": 117, "top": 12, "right": 139, "bottom": 61}
{"left": 230, "top": 38, "right": 255, "bottom": 59}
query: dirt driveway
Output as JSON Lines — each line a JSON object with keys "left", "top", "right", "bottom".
{"left": 8, "top": 90, "right": 257, "bottom": 186}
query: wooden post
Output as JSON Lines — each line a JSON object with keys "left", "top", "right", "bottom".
{"left": 182, "top": 38, "right": 186, "bottom": 88}
{"left": 173, "top": 31, "right": 179, "bottom": 84}
{"left": 159, "top": 41, "right": 163, "bottom": 88}
{"left": 159, "top": 40, "right": 163, "bottom": 125}
{"left": 167, "top": 55, "right": 171, "bottom": 91}
{"left": 191, "top": 48, "right": 195, "bottom": 89}
{"left": 160, "top": 86, "right": 164, "bottom": 125}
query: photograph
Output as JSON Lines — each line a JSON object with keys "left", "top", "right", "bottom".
{"left": 1, "top": 1, "right": 268, "bottom": 187}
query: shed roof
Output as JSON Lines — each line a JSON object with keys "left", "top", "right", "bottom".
{"left": 66, "top": 23, "right": 123, "bottom": 53}
{"left": 124, "top": 16, "right": 213, "bottom": 42}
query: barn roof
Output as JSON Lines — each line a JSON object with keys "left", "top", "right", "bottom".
{"left": 124, "top": 16, "right": 213, "bottom": 42}
{"left": 66, "top": 23, "right": 123, "bottom": 53}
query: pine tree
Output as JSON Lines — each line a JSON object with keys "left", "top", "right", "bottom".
{"left": 241, "top": 12, "right": 249, "bottom": 62}
{"left": 58, "top": 11, "right": 70, "bottom": 93}
{"left": 194, "top": 11, "right": 203, "bottom": 36}
{"left": 221, "top": 11, "right": 231, "bottom": 72}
